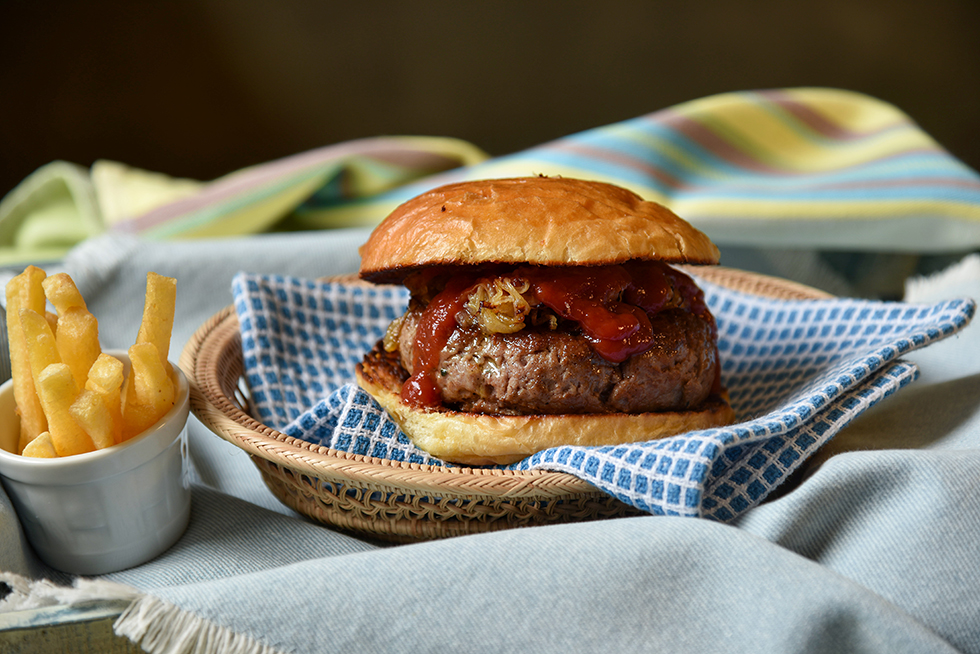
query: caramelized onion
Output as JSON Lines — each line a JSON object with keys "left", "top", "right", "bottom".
{"left": 464, "top": 277, "right": 532, "bottom": 334}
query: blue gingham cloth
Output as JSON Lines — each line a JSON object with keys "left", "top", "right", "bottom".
{"left": 231, "top": 271, "right": 975, "bottom": 520}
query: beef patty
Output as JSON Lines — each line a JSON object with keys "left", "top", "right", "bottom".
{"left": 395, "top": 305, "right": 718, "bottom": 415}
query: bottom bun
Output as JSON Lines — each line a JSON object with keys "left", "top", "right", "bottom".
{"left": 355, "top": 348, "right": 737, "bottom": 466}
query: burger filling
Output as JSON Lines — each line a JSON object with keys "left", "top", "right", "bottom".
{"left": 380, "top": 260, "right": 721, "bottom": 414}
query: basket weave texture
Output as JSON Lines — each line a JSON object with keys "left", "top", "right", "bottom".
{"left": 180, "top": 267, "right": 829, "bottom": 542}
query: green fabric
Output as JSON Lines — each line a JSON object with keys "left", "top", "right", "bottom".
{"left": 0, "top": 161, "right": 103, "bottom": 265}
{"left": 0, "top": 136, "right": 489, "bottom": 265}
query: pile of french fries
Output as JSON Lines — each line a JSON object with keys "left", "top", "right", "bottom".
{"left": 5, "top": 266, "right": 178, "bottom": 458}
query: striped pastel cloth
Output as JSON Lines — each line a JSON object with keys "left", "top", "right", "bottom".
{"left": 105, "top": 136, "right": 489, "bottom": 240}
{"left": 107, "top": 87, "right": 980, "bottom": 253}
{"left": 0, "top": 137, "right": 489, "bottom": 265}
{"left": 4, "top": 88, "right": 980, "bottom": 264}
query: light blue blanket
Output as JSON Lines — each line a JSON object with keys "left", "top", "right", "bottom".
{"left": 1, "top": 229, "right": 976, "bottom": 653}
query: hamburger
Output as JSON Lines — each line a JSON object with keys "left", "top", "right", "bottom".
{"left": 355, "top": 176, "right": 736, "bottom": 465}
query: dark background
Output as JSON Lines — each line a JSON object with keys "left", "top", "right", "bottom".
{"left": 2, "top": 0, "right": 978, "bottom": 197}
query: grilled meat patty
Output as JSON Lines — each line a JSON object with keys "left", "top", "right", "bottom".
{"left": 396, "top": 305, "right": 718, "bottom": 415}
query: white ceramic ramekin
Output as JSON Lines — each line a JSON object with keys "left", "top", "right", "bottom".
{"left": 0, "top": 350, "right": 191, "bottom": 576}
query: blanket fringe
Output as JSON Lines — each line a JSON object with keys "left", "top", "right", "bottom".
{"left": 0, "top": 571, "right": 140, "bottom": 611}
{"left": 115, "top": 593, "right": 286, "bottom": 654}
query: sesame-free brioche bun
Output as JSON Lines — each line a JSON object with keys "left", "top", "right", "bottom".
{"left": 354, "top": 175, "right": 735, "bottom": 466}
{"left": 358, "top": 176, "right": 720, "bottom": 284}
{"left": 355, "top": 347, "right": 736, "bottom": 466}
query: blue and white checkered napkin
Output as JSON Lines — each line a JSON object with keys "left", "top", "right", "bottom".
{"left": 231, "top": 272, "right": 975, "bottom": 521}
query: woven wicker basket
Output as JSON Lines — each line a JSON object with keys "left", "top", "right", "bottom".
{"left": 180, "top": 267, "right": 829, "bottom": 542}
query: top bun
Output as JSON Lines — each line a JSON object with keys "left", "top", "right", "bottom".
{"left": 359, "top": 176, "right": 720, "bottom": 283}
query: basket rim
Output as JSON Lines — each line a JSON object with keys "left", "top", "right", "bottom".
{"left": 179, "top": 266, "right": 832, "bottom": 499}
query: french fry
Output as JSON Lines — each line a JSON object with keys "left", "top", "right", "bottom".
{"left": 122, "top": 342, "right": 175, "bottom": 439}
{"left": 7, "top": 268, "right": 179, "bottom": 456}
{"left": 43, "top": 271, "right": 102, "bottom": 390}
{"left": 135, "top": 272, "right": 176, "bottom": 371}
{"left": 18, "top": 422, "right": 30, "bottom": 456}
{"left": 20, "top": 308, "right": 61, "bottom": 380}
{"left": 70, "top": 390, "right": 115, "bottom": 449}
{"left": 22, "top": 431, "right": 58, "bottom": 458}
{"left": 19, "top": 308, "right": 62, "bottom": 454}
{"left": 85, "top": 353, "right": 125, "bottom": 445}
{"left": 42, "top": 273, "right": 87, "bottom": 313}
{"left": 54, "top": 307, "right": 101, "bottom": 389}
{"left": 6, "top": 266, "right": 48, "bottom": 453}
{"left": 35, "top": 363, "right": 95, "bottom": 456}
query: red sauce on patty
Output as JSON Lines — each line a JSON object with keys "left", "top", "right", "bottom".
{"left": 401, "top": 261, "right": 716, "bottom": 409}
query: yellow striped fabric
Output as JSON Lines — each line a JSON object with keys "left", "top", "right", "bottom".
{"left": 3, "top": 88, "right": 978, "bottom": 263}
{"left": 339, "top": 88, "right": 980, "bottom": 252}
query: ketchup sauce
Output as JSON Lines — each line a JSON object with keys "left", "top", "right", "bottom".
{"left": 401, "top": 274, "right": 478, "bottom": 407}
{"left": 401, "top": 261, "right": 716, "bottom": 408}
{"left": 523, "top": 266, "right": 653, "bottom": 363}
